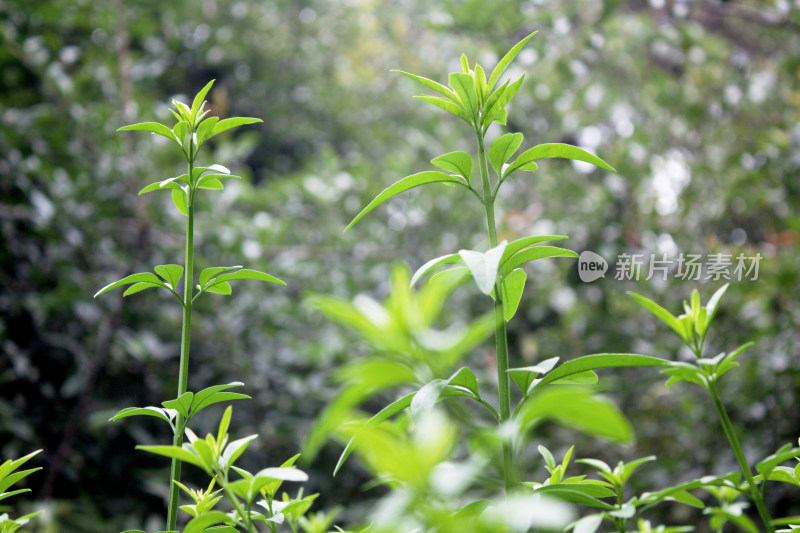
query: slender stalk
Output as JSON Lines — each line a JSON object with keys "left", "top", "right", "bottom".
{"left": 221, "top": 481, "right": 257, "bottom": 533}
{"left": 708, "top": 381, "right": 775, "bottom": 533}
{"left": 167, "top": 154, "right": 195, "bottom": 531}
{"left": 476, "top": 131, "right": 515, "bottom": 490}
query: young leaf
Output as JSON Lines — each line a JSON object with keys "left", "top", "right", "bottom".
{"left": 501, "top": 268, "right": 527, "bottom": 321}
{"left": 155, "top": 264, "right": 184, "bottom": 289}
{"left": 447, "top": 366, "right": 481, "bottom": 398}
{"left": 474, "top": 63, "right": 487, "bottom": 103}
{"left": 207, "top": 117, "right": 263, "bottom": 140}
{"left": 501, "top": 235, "right": 569, "bottom": 264}
{"left": 431, "top": 151, "right": 472, "bottom": 180}
{"left": 221, "top": 435, "right": 258, "bottom": 473}
{"left": 486, "top": 31, "right": 538, "bottom": 92}
{"left": 191, "top": 382, "right": 249, "bottom": 413}
{"left": 502, "top": 246, "right": 578, "bottom": 275}
{"left": 392, "top": 70, "right": 458, "bottom": 100}
{"left": 413, "top": 95, "right": 471, "bottom": 122}
{"left": 172, "top": 188, "right": 188, "bottom": 216}
{"left": 191, "top": 80, "right": 215, "bottom": 121}
{"left": 534, "top": 353, "right": 669, "bottom": 390}
{"left": 410, "top": 253, "right": 462, "bottom": 287}
{"left": 118, "top": 122, "right": 179, "bottom": 145}
{"left": 488, "top": 132, "right": 524, "bottom": 177}
{"left": 507, "top": 357, "right": 560, "bottom": 393}
{"left": 139, "top": 179, "right": 183, "bottom": 195}
{"left": 505, "top": 143, "right": 616, "bottom": 177}
{"left": 458, "top": 241, "right": 508, "bottom": 295}
{"left": 628, "top": 292, "right": 686, "bottom": 340}
{"left": 482, "top": 76, "right": 524, "bottom": 132}
{"left": 702, "top": 283, "right": 730, "bottom": 336}
{"left": 136, "top": 445, "right": 207, "bottom": 472}
{"left": 213, "top": 268, "right": 285, "bottom": 286}
{"left": 94, "top": 272, "right": 164, "bottom": 298}
{"left": 109, "top": 406, "right": 172, "bottom": 423}
{"left": 205, "top": 281, "right": 232, "bottom": 295}
{"left": 122, "top": 281, "right": 165, "bottom": 297}
{"left": 199, "top": 266, "right": 242, "bottom": 287}
{"left": 449, "top": 72, "right": 478, "bottom": 120}
{"left": 345, "top": 171, "right": 466, "bottom": 231}
{"left": 162, "top": 392, "right": 194, "bottom": 418}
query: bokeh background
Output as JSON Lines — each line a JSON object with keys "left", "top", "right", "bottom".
{"left": 1, "top": 0, "right": 799, "bottom": 531}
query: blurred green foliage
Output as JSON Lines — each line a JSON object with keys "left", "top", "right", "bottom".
{"left": 1, "top": 0, "right": 799, "bottom": 531}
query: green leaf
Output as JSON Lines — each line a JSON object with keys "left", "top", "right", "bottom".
{"left": 628, "top": 292, "right": 686, "bottom": 339}
{"left": 0, "top": 468, "right": 42, "bottom": 494}
{"left": 460, "top": 53, "right": 469, "bottom": 73}
{"left": 333, "top": 392, "right": 415, "bottom": 475}
{"left": 531, "top": 485, "right": 616, "bottom": 509}
{"left": 661, "top": 362, "right": 709, "bottom": 389}
{"left": 501, "top": 235, "right": 569, "bottom": 264}
{"left": 94, "top": 272, "right": 164, "bottom": 298}
{"left": 392, "top": 70, "right": 458, "bottom": 100}
{"left": 409, "top": 379, "right": 446, "bottom": 420}
{"left": 448, "top": 366, "right": 481, "bottom": 398}
{"left": 136, "top": 445, "right": 207, "bottom": 472}
{"left": 118, "top": 122, "right": 178, "bottom": 144}
{"left": 487, "top": 31, "right": 538, "bottom": 92}
{"left": 207, "top": 117, "right": 262, "bottom": 140}
{"left": 448, "top": 72, "right": 477, "bottom": 119}
{"left": 413, "top": 95, "right": 471, "bottom": 122}
{"left": 620, "top": 456, "right": 656, "bottom": 484}
{"left": 184, "top": 511, "right": 235, "bottom": 533}
{"left": 172, "top": 188, "right": 188, "bottom": 216}
{"left": 410, "top": 253, "right": 462, "bottom": 286}
{"left": 502, "top": 246, "right": 578, "bottom": 275}
{"left": 703, "top": 283, "right": 729, "bottom": 336}
{"left": 196, "top": 116, "right": 219, "bottom": 145}
{"left": 139, "top": 179, "right": 183, "bottom": 195}
{"left": 570, "top": 514, "right": 604, "bottom": 533}
{"left": 535, "top": 354, "right": 669, "bottom": 390}
{"left": 516, "top": 387, "right": 633, "bottom": 443}
{"left": 488, "top": 132, "right": 524, "bottom": 177}
{"left": 506, "top": 143, "right": 616, "bottom": 177}
{"left": 191, "top": 382, "right": 249, "bottom": 414}
{"left": 431, "top": 151, "right": 472, "bottom": 180}
{"left": 551, "top": 370, "right": 598, "bottom": 385}
{"left": 197, "top": 177, "right": 224, "bottom": 190}
{"left": 162, "top": 392, "right": 194, "bottom": 418}
{"left": 199, "top": 266, "right": 242, "bottom": 287}
{"left": 221, "top": 435, "right": 258, "bottom": 473}
{"left": 502, "top": 268, "right": 526, "bottom": 321}
{"left": 109, "top": 407, "right": 172, "bottom": 423}
{"left": 507, "top": 357, "right": 560, "bottom": 394}
{"left": 191, "top": 80, "right": 215, "bottom": 121}
{"left": 345, "top": 171, "right": 466, "bottom": 231}
{"left": 123, "top": 281, "right": 165, "bottom": 297}
{"left": 205, "top": 281, "right": 232, "bottom": 295}
{"left": 214, "top": 268, "right": 285, "bottom": 286}
{"left": 757, "top": 445, "right": 800, "bottom": 477}
{"left": 474, "top": 63, "right": 487, "bottom": 103}
{"left": 154, "top": 264, "right": 183, "bottom": 289}
{"left": 458, "top": 241, "right": 507, "bottom": 295}
{"left": 482, "top": 76, "right": 524, "bottom": 132}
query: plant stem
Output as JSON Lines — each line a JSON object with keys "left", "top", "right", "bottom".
{"left": 708, "top": 381, "right": 775, "bottom": 533}
{"left": 167, "top": 157, "right": 195, "bottom": 531}
{"left": 476, "top": 131, "right": 515, "bottom": 491}
{"left": 221, "top": 481, "right": 257, "bottom": 533}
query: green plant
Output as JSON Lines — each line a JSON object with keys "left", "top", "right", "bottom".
{"left": 96, "top": 81, "right": 300, "bottom": 532}
{"left": 0, "top": 450, "right": 43, "bottom": 533}
{"left": 630, "top": 285, "right": 800, "bottom": 533}
{"left": 333, "top": 31, "right": 671, "bottom": 492}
